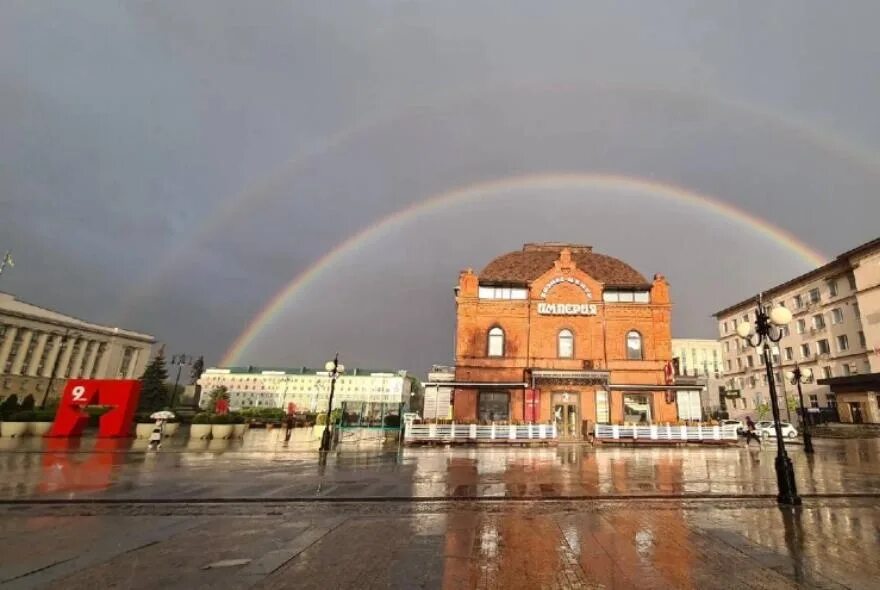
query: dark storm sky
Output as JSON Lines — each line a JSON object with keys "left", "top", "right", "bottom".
{"left": 2, "top": 2, "right": 879, "bottom": 376}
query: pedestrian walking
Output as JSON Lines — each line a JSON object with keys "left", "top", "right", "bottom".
{"left": 148, "top": 419, "right": 164, "bottom": 450}
{"left": 284, "top": 413, "right": 295, "bottom": 442}
{"left": 744, "top": 416, "right": 762, "bottom": 447}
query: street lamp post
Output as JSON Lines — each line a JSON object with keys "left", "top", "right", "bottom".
{"left": 736, "top": 295, "right": 801, "bottom": 505}
{"left": 40, "top": 329, "right": 79, "bottom": 408}
{"left": 785, "top": 365, "right": 815, "bottom": 454}
{"left": 319, "top": 353, "right": 344, "bottom": 452}
{"left": 170, "top": 354, "right": 192, "bottom": 409}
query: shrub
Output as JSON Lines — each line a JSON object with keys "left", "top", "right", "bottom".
{"left": 211, "top": 414, "right": 232, "bottom": 425}
{"left": 135, "top": 412, "right": 155, "bottom": 423}
{"left": 230, "top": 413, "right": 246, "bottom": 424}
{"left": 33, "top": 409, "right": 56, "bottom": 422}
{"left": 9, "top": 410, "right": 36, "bottom": 421}
{"left": 0, "top": 394, "right": 20, "bottom": 419}
{"left": 383, "top": 414, "right": 401, "bottom": 428}
{"left": 191, "top": 412, "right": 211, "bottom": 424}
{"left": 20, "top": 394, "right": 36, "bottom": 411}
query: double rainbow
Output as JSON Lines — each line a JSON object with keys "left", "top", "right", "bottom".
{"left": 221, "top": 172, "right": 827, "bottom": 365}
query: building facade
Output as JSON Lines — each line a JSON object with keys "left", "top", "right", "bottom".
{"left": 423, "top": 365, "right": 454, "bottom": 420}
{"left": 451, "top": 243, "right": 694, "bottom": 439}
{"left": 714, "top": 237, "right": 880, "bottom": 422}
{"left": 198, "top": 366, "right": 419, "bottom": 414}
{"left": 671, "top": 338, "right": 725, "bottom": 418}
{"left": 0, "top": 292, "right": 154, "bottom": 401}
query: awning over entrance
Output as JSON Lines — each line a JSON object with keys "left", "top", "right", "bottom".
{"left": 817, "top": 372, "right": 880, "bottom": 392}
{"left": 607, "top": 384, "right": 705, "bottom": 391}
{"left": 423, "top": 381, "right": 527, "bottom": 389}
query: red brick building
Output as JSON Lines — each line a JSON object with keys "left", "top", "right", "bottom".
{"left": 453, "top": 243, "right": 683, "bottom": 439}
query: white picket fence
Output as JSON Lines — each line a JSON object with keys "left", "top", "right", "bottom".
{"left": 594, "top": 424, "right": 738, "bottom": 442}
{"left": 405, "top": 423, "right": 558, "bottom": 444}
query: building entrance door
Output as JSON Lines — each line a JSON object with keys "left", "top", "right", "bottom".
{"left": 553, "top": 393, "right": 579, "bottom": 439}
{"left": 850, "top": 402, "right": 863, "bottom": 424}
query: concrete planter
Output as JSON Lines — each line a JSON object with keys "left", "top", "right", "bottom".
{"left": 212, "top": 424, "right": 234, "bottom": 440}
{"left": 136, "top": 423, "right": 156, "bottom": 439}
{"left": 163, "top": 423, "right": 180, "bottom": 438}
{"left": 29, "top": 422, "right": 53, "bottom": 437}
{"left": 1, "top": 422, "right": 29, "bottom": 438}
{"left": 190, "top": 424, "right": 213, "bottom": 439}
{"left": 231, "top": 424, "right": 248, "bottom": 439}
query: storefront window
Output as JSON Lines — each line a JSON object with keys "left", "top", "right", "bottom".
{"left": 623, "top": 393, "right": 652, "bottom": 424}
{"left": 479, "top": 392, "right": 509, "bottom": 422}
{"left": 595, "top": 390, "right": 609, "bottom": 424}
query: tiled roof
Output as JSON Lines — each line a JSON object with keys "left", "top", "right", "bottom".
{"left": 479, "top": 243, "right": 649, "bottom": 287}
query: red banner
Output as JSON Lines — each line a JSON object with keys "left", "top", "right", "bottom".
{"left": 48, "top": 379, "right": 141, "bottom": 438}
{"left": 525, "top": 389, "right": 540, "bottom": 423}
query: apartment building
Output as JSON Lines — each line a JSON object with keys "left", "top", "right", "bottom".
{"left": 714, "top": 237, "right": 880, "bottom": 421}
{"left": 671, "top": 338, "right": 725, "bottom": 417}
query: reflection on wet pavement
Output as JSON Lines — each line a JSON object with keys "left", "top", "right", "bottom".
{"left": 1, "top": 432, "right": 880, "bottom": 501}
{"left": 3, "top": 432, "right": 880, "bottom": 587}
{"left": 4, "top": 499, "right": 875, "bottom": 589}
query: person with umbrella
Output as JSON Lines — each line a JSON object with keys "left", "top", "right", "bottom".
{"left": 149, "top": 410, "right": 175, "bottom": 450}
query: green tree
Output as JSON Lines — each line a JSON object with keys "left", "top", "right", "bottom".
{"left": 138, "top": 347, "right": 169, "bottom": 412}
{"left": 19, "top": 394, "right": 35, "bottom": 411}
{"left": 0, "top": 394, "right": 19, "bottom": 419}
{"left": 207, "top": 386, "right": 230, "bottom": 410}
{"left": 190, "top": 356, "right": 204, "bottom": 385}
{"left": 756, "top": 402, "right": 771, "bottom": 420}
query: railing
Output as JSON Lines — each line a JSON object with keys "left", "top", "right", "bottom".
{"left": 594, "top": 424, "right": 738, "bottom": 442}
{"left": 405, "top": 423, "right": 558, "bottom": 443}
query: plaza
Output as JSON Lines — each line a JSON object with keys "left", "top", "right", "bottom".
{"left": 1, "top": 432, "right": 879, "bottom": 588}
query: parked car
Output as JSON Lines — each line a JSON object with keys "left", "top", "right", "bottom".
{"left": 720, "top": 419, "right": 744, "bottom": 434}
{"left": 759, "top": 421, "right": 798, "bottom": 439}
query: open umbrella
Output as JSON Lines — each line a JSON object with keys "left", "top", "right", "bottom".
{"left": 150, "top": 410, "right": 175, "bottom": 420}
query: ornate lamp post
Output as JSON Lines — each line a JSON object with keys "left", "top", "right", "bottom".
{"left": 785, "top": 365, "right": 815, "bottom": 454}
{"left": 736, "top": 295, "right": 801, "bottom": 505}
{"left": 319, "top": 353, "right": 344, "bottom": 452}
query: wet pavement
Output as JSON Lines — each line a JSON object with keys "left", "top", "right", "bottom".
{"left": 1, "top": 498, "right": 878, "bottom": 589}
{"left": 1, "top": 432, "right": 879, "bottom": 588}
{"left": 0, "top": 431, "right": 879, "bottom": 501}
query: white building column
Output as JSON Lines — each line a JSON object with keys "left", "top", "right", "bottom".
{"left": 125, "top": 348, "right": 140, "bottom": 378}
{"left": 42, "top": 335, "right": 63, "bottom": 377}
{"left": 0, "top": 325, "right": 18, "bottom": 372}
{"left": 70, "top": 338, "right": 88, "bottom": 378}
{"left": 26, "top": 332, "right": 49, "bottom": 376}
{"left": 55, "top": 337, "right": 76, "bottom": 378}
{"left": 11, "top": 329, "right": 33, "bottom": 375}
{"left": 96, "top": 341, "right": 113, "bottom": 376}
{"left": 83, "top": 341, "right": 100, "bottom": 379}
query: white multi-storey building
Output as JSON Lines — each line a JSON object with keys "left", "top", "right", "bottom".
{"left": 0, "top": 292, "right": 154, "bottom": 401}
{"left": 714, "top": 237, "right": 880, "bottom": 422}
{"left": 671, "top": 338, "right": 725, "bottom": 417}
{"left": 198, "top": 366, "right": 419, "bottom": 413}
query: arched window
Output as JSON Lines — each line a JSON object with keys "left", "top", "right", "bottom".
{"left": 558, "top": 329, "right": 574, "bottom": 358}
{"left": 626, "top": 330, "right": 643, "bottom": 360}
{"left": 487, "top": 327, "right": 505, "bottom": 357}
